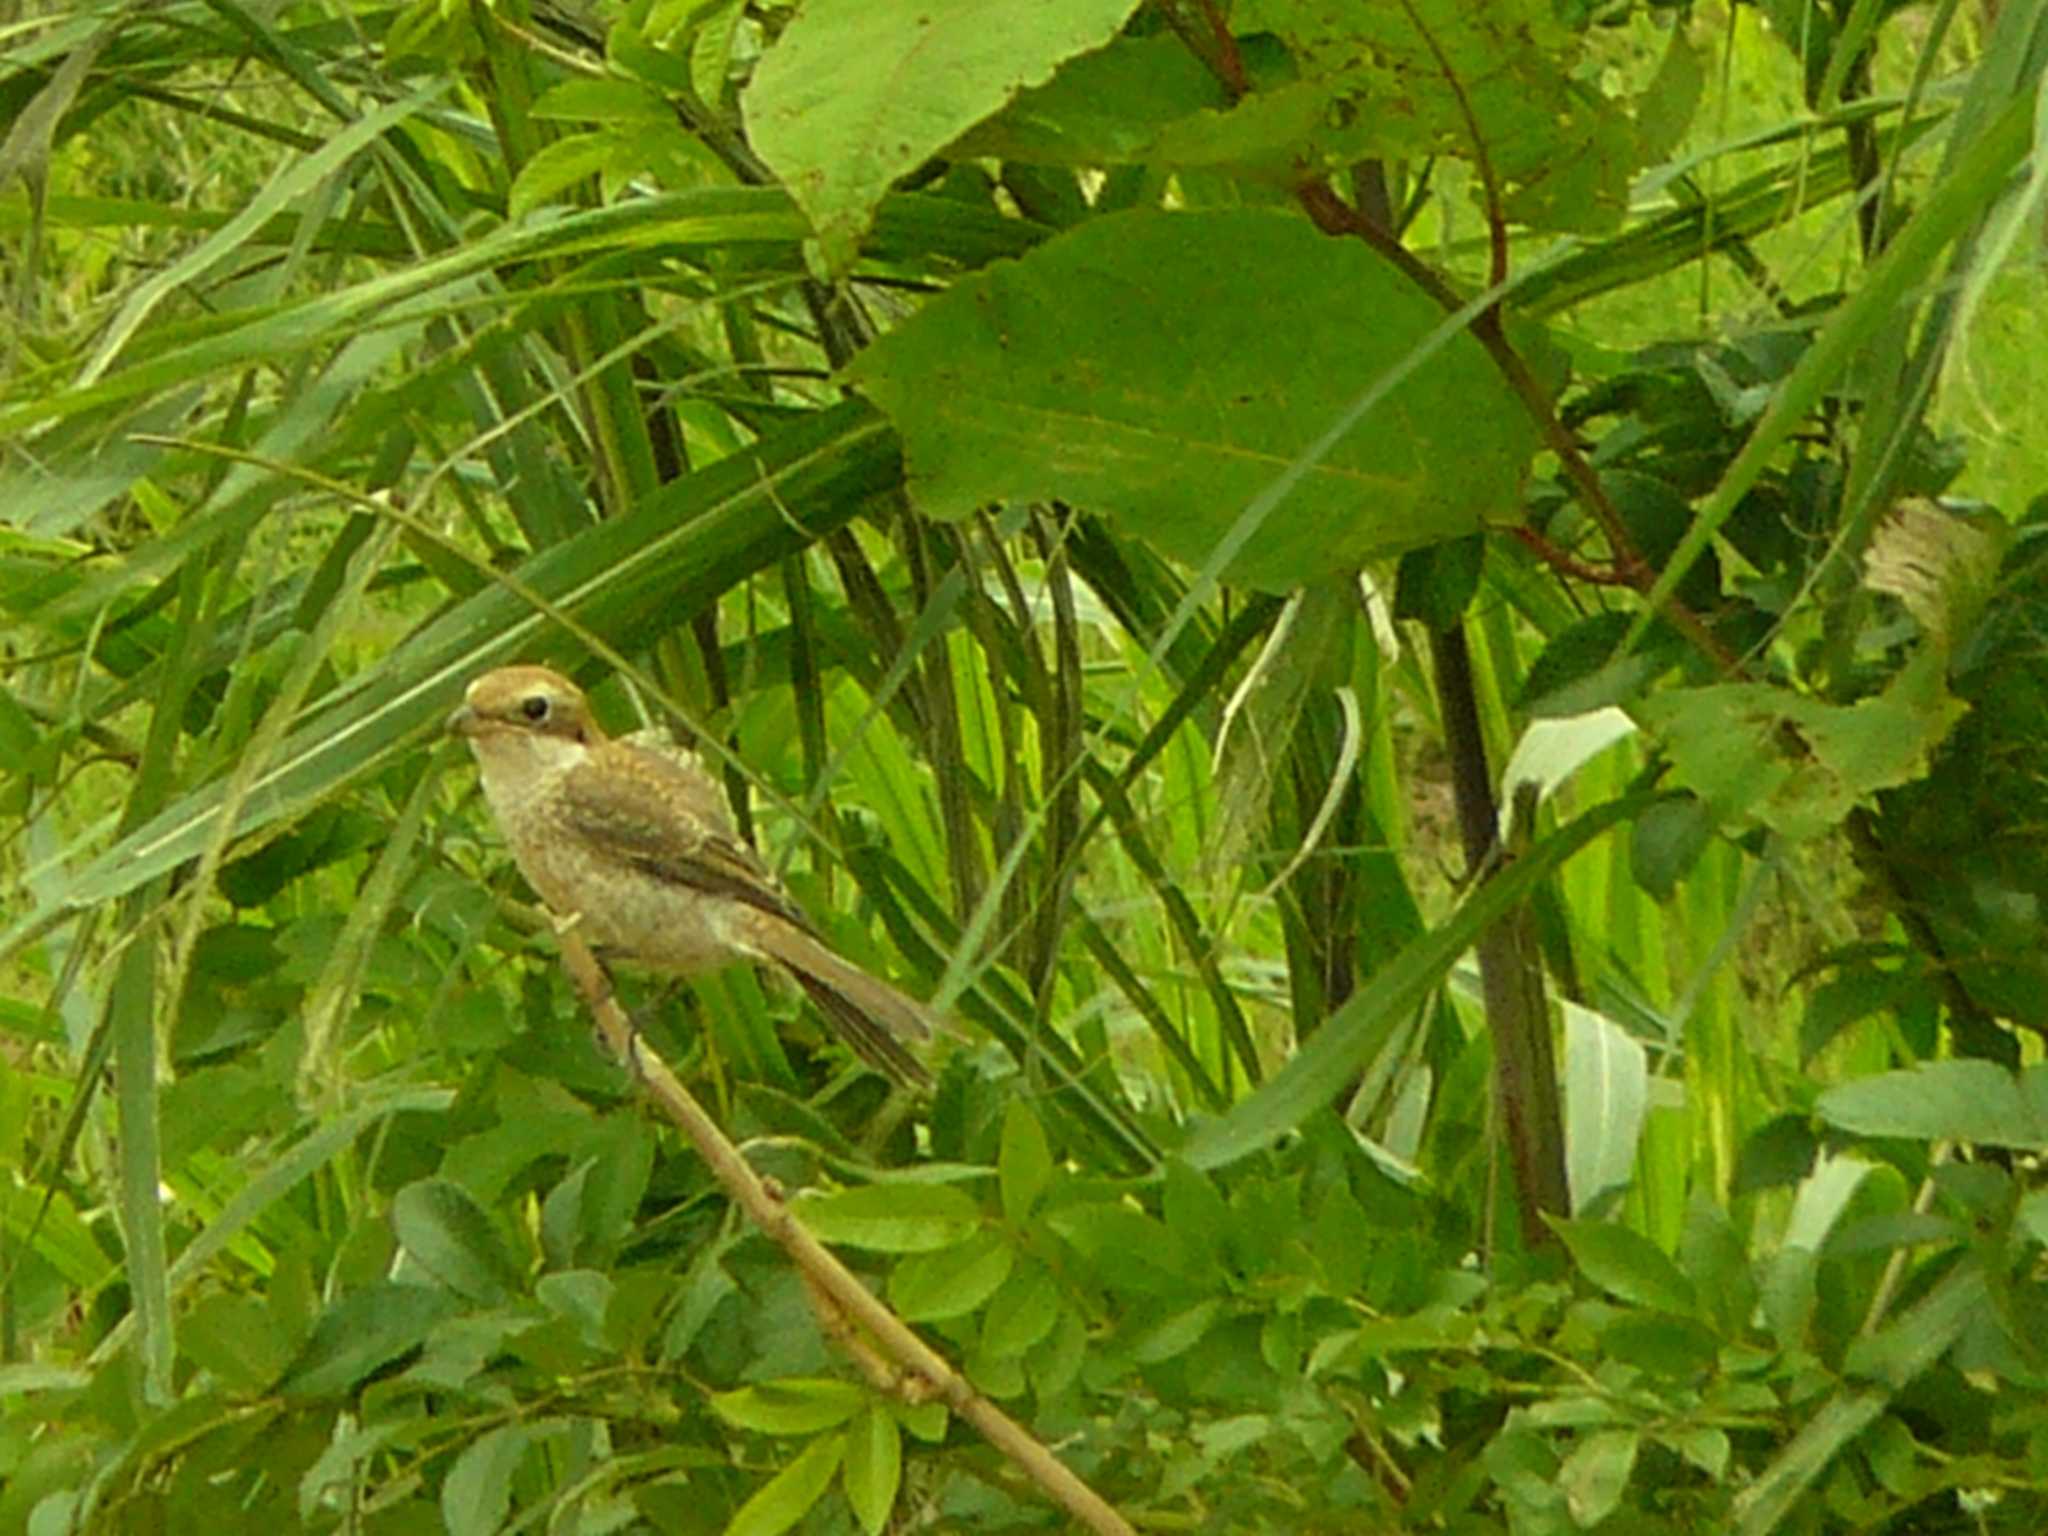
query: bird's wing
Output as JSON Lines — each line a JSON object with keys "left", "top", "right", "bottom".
{"left": 555, "top": 748, "right": 810, "bottom": 930}
{"left": 614, "top": 734, "right": 736, "bottom": 831}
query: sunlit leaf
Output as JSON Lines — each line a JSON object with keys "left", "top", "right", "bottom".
{"left": 744, "top": 0, "right": 1141, "bottom": 270}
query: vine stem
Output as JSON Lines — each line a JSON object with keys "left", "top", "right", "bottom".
{"left": 551, "top": 929, "right": 1138, "bottom": 1536}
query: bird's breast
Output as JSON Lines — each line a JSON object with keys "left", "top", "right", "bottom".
{"left": 469, "top": 733, "right": 751, "bottom": 976}
{"left": 506, "top": 807, "right": 743, "bottom": 976}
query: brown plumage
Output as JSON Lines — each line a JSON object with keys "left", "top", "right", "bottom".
{"left": 448, "top": 664, "right": 934, "bottom": 1086}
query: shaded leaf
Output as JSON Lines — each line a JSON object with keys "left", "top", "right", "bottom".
{"left": 980, "top": 1260, "right": 1061, "bottom": 1359}
{"left": 953, "top": 36, "right": 1228, "bottom": 166}
{"left": 391, "top": 1178, "right": 525, "bottom": 1304}
{"left": 1394, "top": 534, "right": 1485, "bottom": 631}
{"left": 999, "top": 1099, "right": 1053, "bottom": 1223}
{"left": 278, "top": 1283, "right": 460, "bottom": 1397}
{"left": 1520, "top": 611, "right": 1684, "bottom": 718}
{"left": 1630, "top": 793, "right": 1715, "bottom": 901}
{"left": 1601, "top": 1312, "right": 1719, "bottom": 1380}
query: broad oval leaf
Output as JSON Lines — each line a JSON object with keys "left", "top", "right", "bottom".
{"left": 852, "top": 208, "right": 1538, "bottom": 592}
{"left": 842, "top": 1406, "right": 902, "bottom": 1536}
{"left": 1560, "top": 1429, "right": 1641, "bottom": 1529}
{"left": 278, "top": 1282, "right": 460, "bottom": 1398}
{"left": 980, "top": 1260, "right": 1062, "bottom": 1360}
{"left": 442, "top": 1423, "right": 534, "bottom": 1536}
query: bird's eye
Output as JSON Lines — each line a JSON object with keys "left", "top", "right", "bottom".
{"left": 521, "top": 695, "right": 551, "bottom": 723}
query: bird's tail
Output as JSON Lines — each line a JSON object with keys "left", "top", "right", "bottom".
{"left": 743, "top": 918, "right": 938, "bottom": 1088}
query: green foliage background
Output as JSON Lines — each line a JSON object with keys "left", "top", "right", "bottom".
{"left": 5, "top": 0, "right": 2048, "bottom": 1532}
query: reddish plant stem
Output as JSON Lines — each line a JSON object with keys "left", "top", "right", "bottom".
{"left": 1509, "top": 526, "right": 1638, "bottom": 588}
{"left": 1388, "top": 0, "right": 1508, "bottom": 289}
{"left": 1293, "top": 182, "right": 1739, "bottom": 673}
{"left": 1191, "top": 0, "right": 1247, "bottom": 97}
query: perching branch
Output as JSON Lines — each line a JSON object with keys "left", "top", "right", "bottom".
{"left": 550, "top": 929, "right": 1138, "bottom": 1536}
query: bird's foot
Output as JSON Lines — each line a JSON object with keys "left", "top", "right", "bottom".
{"left": 611, "top": 982, "right": 688, "bottom": 1082}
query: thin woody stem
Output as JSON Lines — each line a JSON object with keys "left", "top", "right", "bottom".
{"left": 1388, "top": 0, "right": 1508, "bottom": 288}
{"left": 551, "top": 929, "right": 1137, "bottom": 1536}
{"left": 1508, "top": 526, "right": 1639, "bottom": 587}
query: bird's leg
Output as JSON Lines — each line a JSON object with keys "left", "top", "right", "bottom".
{"left": 574, "top": 943, "right": 625, "bottom": 1066}
{"left": 549, "top": 909, "right": 629, "bottom": 1061}
{"left": 556, "top": 918, "right": 640, "bottom": 1071}
{"left": 626, "top": 979, "right": 691, "bottom": 1074}
{"left": 599, "top": 966, "right": 692, "bottom": 1083}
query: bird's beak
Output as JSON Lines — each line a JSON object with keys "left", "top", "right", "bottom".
{"left": 446, "top": 703, "right": 480, "bottom": 737}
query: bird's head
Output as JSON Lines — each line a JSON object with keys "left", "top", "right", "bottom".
{"left": 448, "top": 666, "right": 605, "bottom": 779}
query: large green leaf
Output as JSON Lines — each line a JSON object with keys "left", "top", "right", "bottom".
{"left": 853, "top": 208, "right": 1537, "bottom": 592}
{"left": 1550, "top": 1217, "right": 1696, "bottom": 1315}
{"left": 391, "top": 1179, "right": 527, "bottom": 1305}
{"left": 794, "top": 1182, "right": 984, "bottom": 1254}
{"left": 743, "top": 0, "right": 1142, "bottom": 271}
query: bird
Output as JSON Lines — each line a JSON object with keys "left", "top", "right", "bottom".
{"left": 447, "top": 664, "right": 935, "bottom": 1086}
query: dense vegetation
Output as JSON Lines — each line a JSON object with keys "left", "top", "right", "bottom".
{"left": 5, "top": 0, "right": 2048, "bottom": 1531}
